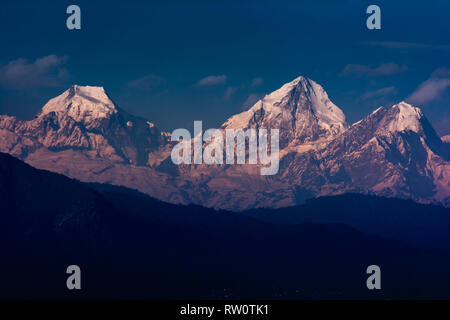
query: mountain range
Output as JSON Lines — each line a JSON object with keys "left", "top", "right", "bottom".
{"left": 0, "top": 76, "right": 448, "bottom": 210}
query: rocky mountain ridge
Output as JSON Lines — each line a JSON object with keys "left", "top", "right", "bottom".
{"left": 0, "top": 77, "right": 448, "bottom": 210}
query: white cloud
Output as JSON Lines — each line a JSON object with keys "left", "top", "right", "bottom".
{"left": 361, "top": 86, "right": 397, "bottom": 100}
{"left": 194, "top": 75, "right": 227, "bottom": 87}
{"left": 431, "top": 68, "right": 450, "bottom": 78}
{"left": 341, "top": 63, "right": 407, "bottom": 78}
{"left": 0, "top": 55, "right": 69, "bottom": 89}
{"left": 407, "top": 78, "right": 450, "bottom": 105}
{"left": 406, "top": 68, "right": 450, "bottom": 105}
{"left": 366, "top": 41, "right": 450, "bottom": 51}
{"left": 251, "top": 77, "right": 263, "bottom": 87}
{"left": 126, "top": 74, "right": 166, "bottom": 90}
{"left": 224, "top": 87, "right": 237, "bottom": 100}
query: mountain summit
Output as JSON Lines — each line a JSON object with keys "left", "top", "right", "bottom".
{"left": 223, "top": 76, "right": 348, "bottom": 147}
{"left": 387, "top": 101, "right": 424, "bottom": 133}
{"left": 39, "top": 85, "right": 118, "bottom": 127}
{"left": 0, "top": 85, "right": 169, "bottom": 165}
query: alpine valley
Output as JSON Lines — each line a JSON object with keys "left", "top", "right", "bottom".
{"left": 0, "top": 76, "right": 449, "bottom": 210}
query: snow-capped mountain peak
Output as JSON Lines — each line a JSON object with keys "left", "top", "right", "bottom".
{"left": 0, "top": 84, "right": 169, "bottom": 166}
{"left": 223, "top": 76, "right": 348, "bottom": 146}
{"left": 39, "top": 85, "right": 118, "bottom": 123}
{"left": 262, "top": 76, "right": 346, "bottom": 125}
{"left": 387, "top": 101, "right": 424, "bottom": 134}
{"left": 262, "top": 76, "right": 308, "bottom": 106}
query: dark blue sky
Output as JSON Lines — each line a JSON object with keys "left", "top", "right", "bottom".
{"left": 1, "top": 0, "right": 449, "bottom": 135}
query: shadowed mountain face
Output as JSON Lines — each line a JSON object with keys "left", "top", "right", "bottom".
{"left": 0, "top": 77, "right": 448, "bottom": 210}
{"left": 2, "top": 152, "right": 450, "bottom": 299}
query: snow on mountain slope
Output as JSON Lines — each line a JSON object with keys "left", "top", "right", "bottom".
{"left": 39, "top": 85, "right": 117, "bottom": 127}
{"left": 0, "top": 85, "right": 170, "bottom": 164}
{"left": 159, "top": 79, "right": 449, "bottom": 209}
{"left": 387, "top": 102, "right": 423, "bottom": 133}
{"left": 317, "top": 102, "right": 450, "bottom": 206}
{"left": 222, "top": 77, "right": 348, "bottom": 148}
{"left": 442, "top": 135, "right": 450, "bottom": 143}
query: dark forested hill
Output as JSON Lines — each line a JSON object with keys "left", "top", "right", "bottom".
{"left": 1, "top": 152, "right": 450, "bottom": 299}
{"left": 244, "top": 194, "right": 450, "bottom": 249}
